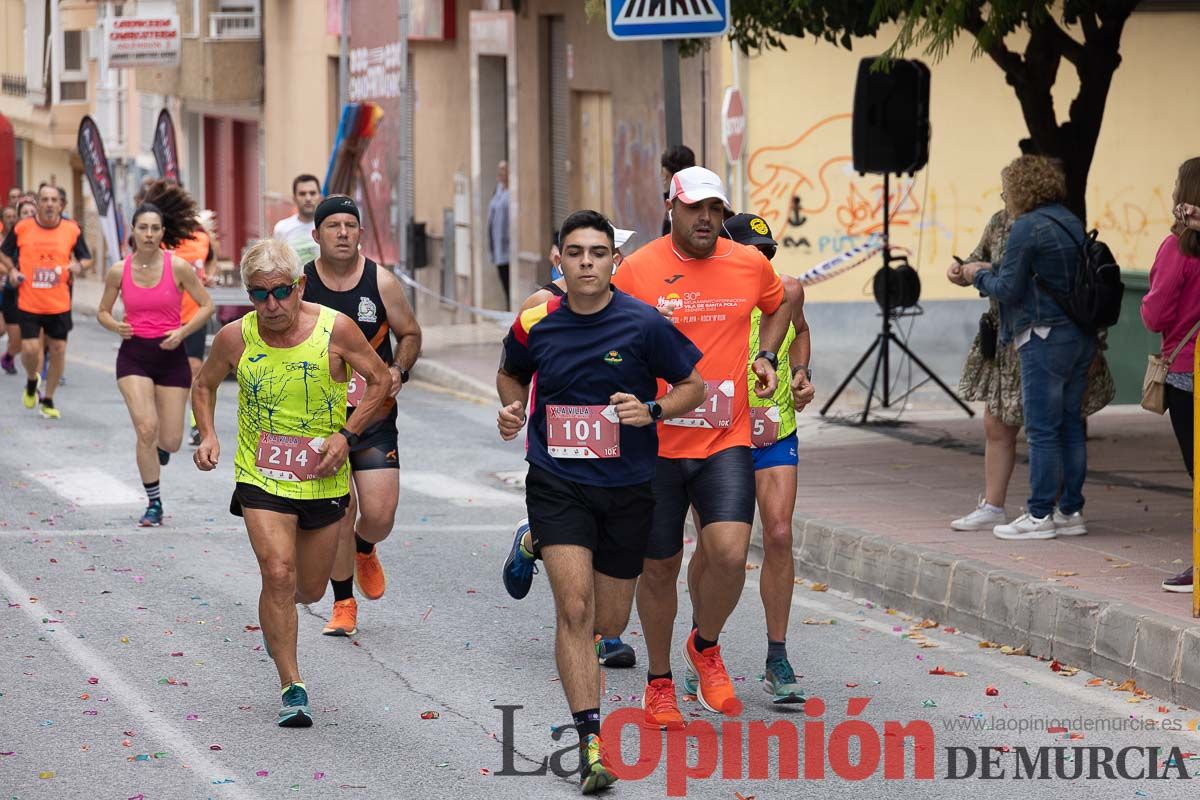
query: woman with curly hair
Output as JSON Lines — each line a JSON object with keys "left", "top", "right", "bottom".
{"left": 97, "top": 182, "right": 214, "bottom": 527}
{"left": 951, "top": 155, "right": 1097, "bottom": 541}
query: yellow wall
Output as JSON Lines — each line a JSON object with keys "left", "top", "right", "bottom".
{"left": 740, "top": 10, "right": 1200, "bottom": 302}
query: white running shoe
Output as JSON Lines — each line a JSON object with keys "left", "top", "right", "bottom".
{"left": 1053, "top": 509, "right": 1088, "bottom": 536}
{"left": 951, "top": 500, "right": 1007, "bottom": 531}
{"left": 993, "top": 512, "right": 1056, "bottom": 541}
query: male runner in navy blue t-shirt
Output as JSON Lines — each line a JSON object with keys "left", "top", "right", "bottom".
{"left": 496, "top": 210, "right": 704, "bottom": 794}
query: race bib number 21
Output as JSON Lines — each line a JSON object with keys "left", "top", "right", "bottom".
{"left": 664, "top": 380, "right": 735, "bottom": 429}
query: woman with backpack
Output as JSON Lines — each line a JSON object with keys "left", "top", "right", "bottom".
{"left": 950, "top": 155, "right": 1097, "bottom": 541}
{"left": 1143, "top": 158, "right": 1200, "bottom": 593}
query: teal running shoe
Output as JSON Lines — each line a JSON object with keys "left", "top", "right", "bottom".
{"left": 277, "top": 682, "right": 312, "bottom": 728}
{"left": 763, "top": 657, "right": 805, "bottom": 704}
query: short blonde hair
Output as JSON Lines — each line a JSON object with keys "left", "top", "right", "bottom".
{"left": 1001, "top": 155, "right": 1067, "bottom": 216}
{"left": 240, "top": 238, "right": 301, "bottom": 286}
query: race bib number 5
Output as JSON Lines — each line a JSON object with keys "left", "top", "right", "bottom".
{"left": 255, "top": 432, "right": 325, "bottom": 481}
{"left": 665, "top": 380, "right": 735, "bottom": 429}
{"left": 546, "top": 405, "right": 620, "bottom": 459}
{"left": 750, "top": 406, "right": 781, "bottom": 449}
{"left": 346, "top": 370, "right": 366, "bottom": 408}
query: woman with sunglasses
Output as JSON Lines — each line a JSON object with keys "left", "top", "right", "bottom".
{"left": 97, "top": 184, "right": 213, "bottom": 527}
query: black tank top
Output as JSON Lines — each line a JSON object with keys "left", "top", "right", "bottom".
{"left": 303, "top": 257, "right": 396, "bottom": 430}
{"left": 542, "top": 282, "right": 565, "bottom": 297}
{"left": 303, "top": 258, "right": 393, "bottom": 365}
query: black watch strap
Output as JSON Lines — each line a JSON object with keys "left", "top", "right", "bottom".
{"left": 755, "top": 350, "right": 779, "bottom": 370}
{"left": 398, "top": 366, "right": 411, "bottom": 384}
{"left": 337, "top": 427, "right": 360, "bottom": 448}
{"left": 646, "top": 400, "right": 663, "bottom": 420}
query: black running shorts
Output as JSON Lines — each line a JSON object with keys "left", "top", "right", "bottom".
{"left": 183, "top": 327, "right": 207, "bottom": 360}
{"left": 18, "top": 310, "right": 71, "bottom": 341}
{"left": 348, "top": 420, "right": 399, "bottom": 471}
{"left": 645, "top": 446, "right": 756, "bottom": 560}
{"left": 525, "top": 463, "right": 655, "bottom": 580}
{"left": 230, "top": 482, "right": 349, "bottom": 531}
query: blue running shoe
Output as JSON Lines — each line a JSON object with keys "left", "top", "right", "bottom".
{"left": 277, "top": 682, "right": 312, "bottom": 728}
{"left": 763, "top": 657, "right": 805, "bottom": 704}
{"left": 595, "top": 635, "right": 636, "bottom": 668}
{"left": 138, "top": 500, "right": 163, "bottom": 528}
{"left": 683, "top": 666, "right": 698, "bottom": 696}
{"left": 502, "top": 518, "right": 538, "bottom": 599}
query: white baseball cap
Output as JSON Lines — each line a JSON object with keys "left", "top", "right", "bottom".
{"left": 668, "top": 166, "right": 731, "bottom": 209}
{"left": 614, "top": 228, "right": 636, "bottom": 250}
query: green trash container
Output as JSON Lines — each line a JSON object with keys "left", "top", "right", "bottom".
{"left": 1105, "top": 271, "right": 1157, "bottom": 405}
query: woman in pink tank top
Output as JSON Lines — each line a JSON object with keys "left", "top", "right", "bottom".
{"left": 96, "top": 184, "right": 214, "bottom": 527}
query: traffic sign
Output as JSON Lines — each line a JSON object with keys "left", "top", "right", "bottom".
{"left": 721, "top": 87, "right": 745, "bottom": 162}
{"left": 606, "top": 0, "right": 730, "bottom": 42}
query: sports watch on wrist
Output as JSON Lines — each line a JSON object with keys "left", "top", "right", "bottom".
{"left": 754, "top": 350, "right": 779, "bottom": 370}
{"left": 397, "top": 365, "right": 411, "bottom": 384}
{"left": 337, "top": 427, "right": 360, "bottom": 448}
{"left": 645, "top": 400, "right": 663, "bottom": 421}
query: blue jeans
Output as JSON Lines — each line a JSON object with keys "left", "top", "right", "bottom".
{"left": 1018, "top": 324, "right": 1097, "bottom": 517}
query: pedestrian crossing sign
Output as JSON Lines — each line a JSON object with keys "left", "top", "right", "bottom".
{"left": 606, "top": 0, "right": 730, "bottom": 41}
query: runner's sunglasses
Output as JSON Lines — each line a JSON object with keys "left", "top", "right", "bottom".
{"left": 247, "top": 278, "right": 301, "bottom": 303}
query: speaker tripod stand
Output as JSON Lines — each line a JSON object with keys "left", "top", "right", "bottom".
{"left": 819, "top": 173, "right": 974, "bottom": 423}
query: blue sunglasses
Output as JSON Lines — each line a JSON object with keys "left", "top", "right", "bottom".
{"left": 247, "top": 278, "right": 300, "bottom": 303}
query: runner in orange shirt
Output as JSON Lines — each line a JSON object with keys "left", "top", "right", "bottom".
{"left": 0, "top": 184, "right": 91, "bottom": 418}
{"left": 611, "top": 166, "right": 800, "bottom": 725}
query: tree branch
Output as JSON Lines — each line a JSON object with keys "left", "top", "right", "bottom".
{"left": 1042, "top": 18, "right": 1084, "bottom": 67}
{"left": 961, "top": 5, "right": 1025, "bottom": 82}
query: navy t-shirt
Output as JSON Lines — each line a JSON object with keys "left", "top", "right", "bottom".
{"left": 501, "top": 287, "right": 702, "bottom": 488}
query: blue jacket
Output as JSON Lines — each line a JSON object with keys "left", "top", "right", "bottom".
{"left": 973, "top": 203, "right": 1084, "bottom": 344}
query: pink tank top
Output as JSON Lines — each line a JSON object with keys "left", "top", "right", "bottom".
{"left": 122, "top": 251, "right": 182, "bottom": 339}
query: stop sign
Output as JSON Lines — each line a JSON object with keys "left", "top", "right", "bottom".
{"left": 722, "top": 87, "right": 746, "bottom": 162}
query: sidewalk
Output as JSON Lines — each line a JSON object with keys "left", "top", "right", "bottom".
{"left": 72, "top": 281, "right": 1200, "bottom": 704}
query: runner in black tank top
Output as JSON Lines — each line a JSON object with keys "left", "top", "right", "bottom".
{"left": 301, "top": 195, "right": 423, "bottom": 639}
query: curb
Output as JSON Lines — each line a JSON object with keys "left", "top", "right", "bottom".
{"left": 750, "top": 518, "right": 1200, "bottom": 707}
{"left": 411, "top": 359, "right": 494, "bottom": 404}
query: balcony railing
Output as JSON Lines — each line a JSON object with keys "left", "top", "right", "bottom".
{"left": 1, "top": 74, "right": 27, "bottom": 98}
{"left": 209, "top": 12, "right": 260, "bottom": 40}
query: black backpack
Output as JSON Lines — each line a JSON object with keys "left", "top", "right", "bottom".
{"left": 1033, "top": 213, "right": 1124, "bottom": 334}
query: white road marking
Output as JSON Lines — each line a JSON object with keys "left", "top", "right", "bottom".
{"left": 28, "top": 465, "right": 144, "bottom": 503}
{"left": 0, "top": 564, "right": 261, "bottom": 799}
{"left": 27, "top": 467, "right": 144, "bottom": 505}
{"left": 402, "top": 471, "right": 524, "bottom": 507}
{"left": 0, "top": 526, "right": 247, "bottom": 538}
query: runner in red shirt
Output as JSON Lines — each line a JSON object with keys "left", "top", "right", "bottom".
{"left": 611, "top": 167, "right": 800, "bottom": 725}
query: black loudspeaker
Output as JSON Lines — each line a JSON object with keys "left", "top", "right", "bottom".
{"left": 852, "top": 58, "right": 930, "bottom": 175}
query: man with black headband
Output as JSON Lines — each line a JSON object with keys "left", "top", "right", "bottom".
{"left": 302, "top": 195, "right": 422, "bottom": 637}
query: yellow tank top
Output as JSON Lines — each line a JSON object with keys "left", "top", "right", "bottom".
{"left": 747, "top": 307, "right": 798, "bottom": 444}
{"left": 233, "top": 306, "right": 350, "bottom": 499}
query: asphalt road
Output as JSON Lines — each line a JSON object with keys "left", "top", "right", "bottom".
{"left": 2, "top": 315, "right": 1200, "bottom": 800}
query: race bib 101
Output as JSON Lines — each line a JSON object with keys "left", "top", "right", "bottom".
{"left": 664, "top": 379, "right": 735, "bottom": 429}
{"left": 255, "top": 432, "right": 324, "bottom": 481}
{"left": 750, "top": 405, "right": 781, "bottom": 449}
{"left": 545, "top": 404, "right": 620, "bottom": 459}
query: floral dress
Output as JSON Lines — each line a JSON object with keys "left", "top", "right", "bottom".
{"left": 958, "top": 211, "right": 1024, "bottom": 426}
{"left": 957, "top": 209, "right": 1115, "bottom": 426}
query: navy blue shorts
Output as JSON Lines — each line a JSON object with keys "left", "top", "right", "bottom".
{"left": 645, "top": 446, "right": 756, "bottom": 560}
{"left": 752, "top": 432, "right": 799, "bottom": 471}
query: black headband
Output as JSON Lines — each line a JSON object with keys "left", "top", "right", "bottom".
{"left": 314, "top": 196, "right": 360, "bottom": 229}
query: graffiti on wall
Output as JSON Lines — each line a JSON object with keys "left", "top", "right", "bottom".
{"left": 613, "top": 120, "right": 663, "bottom": 254}
{"left": 746, "top": 112, "right": 1174, "bottom": 296}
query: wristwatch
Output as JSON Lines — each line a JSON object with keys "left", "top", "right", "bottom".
{"left": 645, "top": 400, "right": 663, "bottom": 421}
{"left": 396, "top": 365, "right": 411, "bottom": 384}
{"left": 754, "top": 350, "right": 779, "bottom": 370}
{"left": 337, "top": 427, "right": 361, "bottom": 448}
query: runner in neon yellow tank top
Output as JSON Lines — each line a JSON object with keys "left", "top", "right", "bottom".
{"left": 685, "top": 213, "right": 816, "bottom": 707}
{"left": 191, "top": 239, "right": 390, "bottom": 728}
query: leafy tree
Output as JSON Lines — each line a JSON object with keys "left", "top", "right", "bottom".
{"left": 721, "top": 0, "right": 1143, "bottom": 220}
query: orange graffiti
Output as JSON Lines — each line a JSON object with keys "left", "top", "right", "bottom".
{"left": 836, "top": 179, "right": 922, "bottom": 237}
{"left": 746, "top": 114, "right": 853, "bottom": 235}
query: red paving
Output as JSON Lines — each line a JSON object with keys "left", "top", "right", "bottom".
{"left": 794, "top": 408, "right": 1196, "bottom": 621}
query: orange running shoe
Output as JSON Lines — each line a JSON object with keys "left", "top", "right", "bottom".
{"left": 682, "top": 630, "right": 743, "bottom": 716}
{"left": 641, "top": 678, "right": 685, "bottom": 730}
{"left": 322, "top": 598, "right": 358, "bottom": 636}
{"left": 354, "top": 549, "right": 386, "bottom": 600}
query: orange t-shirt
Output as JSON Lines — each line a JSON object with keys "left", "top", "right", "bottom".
{"left": 172, "top": 230, "right": 211, "bottom": 324}
{"left": 612, "top": 235, "right": 785, "bottom": 459}
{"left": 4, "top": 217, "right": 85, "bottom": 315}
